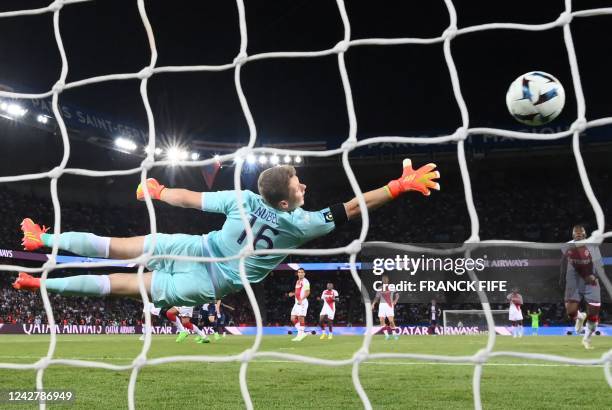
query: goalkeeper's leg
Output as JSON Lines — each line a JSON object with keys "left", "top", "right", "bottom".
{"left": 13, "top": 272, "right": 152, "bottom": 298}
{"left": 21, "top": 218, "right": 145, "bottom": 259}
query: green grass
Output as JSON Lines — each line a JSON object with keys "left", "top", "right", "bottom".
{"left": 0, "top": 334, "right": 610, "bottom": 409}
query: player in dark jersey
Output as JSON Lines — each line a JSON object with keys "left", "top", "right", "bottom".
{"left": 428, "top": 299, "right": 441, "bottom": 335}
{"left": 201, "top": 300, "right": 233, "bottom": 340}
{"left": 560, "top": 225, "right": 603, "bottom": 349}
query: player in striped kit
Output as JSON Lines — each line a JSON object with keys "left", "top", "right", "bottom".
{"left": 288, "top": 268, "right": 310, "bottom": 342}
{"left": 319, "top": 282, "right": 339, "bottom": 340}
{"left": 507, "top": 289, "right": 524, "bottom": 338}
{"left": 372, "top": 275, "right": 400, "bottom": 340}
{"left": 561, "top": 225, "right": 603, "bottom": 349}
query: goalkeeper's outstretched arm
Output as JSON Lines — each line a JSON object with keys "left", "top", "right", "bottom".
{"left": 136, "top": 178, "right": 202, "bottom": 209}
{"left": 343, "top": 159, "right": 440, "bottom": 220}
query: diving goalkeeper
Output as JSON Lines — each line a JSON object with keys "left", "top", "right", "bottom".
{"left": 13, "top": 159, "right": 440, "bottom": 308}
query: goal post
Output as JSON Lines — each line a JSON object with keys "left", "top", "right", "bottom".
{"left": 443, "top": 309, "right": 509, "bottom": 331}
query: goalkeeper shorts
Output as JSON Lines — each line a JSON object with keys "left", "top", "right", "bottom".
{"left": 145, "top": 233, "right": 218, "bottom": 308}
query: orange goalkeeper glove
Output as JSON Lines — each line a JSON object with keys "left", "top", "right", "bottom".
{"left": 386, "top": 159, "right": 440, "bottom": 198}
{"left": 136, "top": 178, "right": 166, "bottom": 200}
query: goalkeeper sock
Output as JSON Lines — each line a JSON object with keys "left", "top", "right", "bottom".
{"left": 41, "top": 232, "right": 111, "bottom": 258}
{"left": 45, "top": 275, "right": 110, "bottom": 296}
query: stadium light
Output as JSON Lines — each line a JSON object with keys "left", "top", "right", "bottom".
{"left": 36, "top": 115, "right": 49, "bottom": 124}
{"left": 6, "top": 103, "right": 27, "bottom": 117}
{"left": 247, "top": 154, "right": 256, "bottom": 164}
{"left": 214, "top": 154, "right": 221, "bottom": 162}
{"left": 258, "top": 155, "right": 268, "bottom": 165}
{"left": 144, "top": 146, "right": 163, "bottom": 156}
{"left": 191, "top": 152, "right": 200, "bottom": 160}
{"left": 0, "top": 102, "right": 6, "bottom": 111}
{"left": 166, "top": 146, "right": 190, "bottom": 164}
{"left": 167, "top": 147, "right": 180, "bottom": 164}
{"left": 270, "top": 154, "right": 280, "bottom": 165}
{"left": 114, "top": 137, "right": 137, "bottom": 152}
{"left": 283, "top": 155, "right": 291, "bottom": 163}
{"left": 294, "top": 155, "right": 302, "bottom": 164}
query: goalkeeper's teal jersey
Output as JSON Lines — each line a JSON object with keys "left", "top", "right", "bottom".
{"left": 201, "top": 190, "right": 336, "bottom": 293}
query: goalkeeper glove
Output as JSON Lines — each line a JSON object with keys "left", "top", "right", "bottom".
{"left": 136, "top": 178, "right": 166, "bottom": 200}
{"left": 386, "top": 159, "right": 440, "bottom": 198}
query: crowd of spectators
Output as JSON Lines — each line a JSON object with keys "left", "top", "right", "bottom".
{"left": 0, "top": 276, "right": 143, "bottom": 326}
{"left": 0, "top": 160, "right": 610, "bottom": 327}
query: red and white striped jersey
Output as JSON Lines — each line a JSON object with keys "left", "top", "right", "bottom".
{"left": 376, "top": 290, "right": 395, "bottom": 306}
{"left": 321, "top": 289, "right": 339, "bottom": 310}
{"left": 507, "top": 292, "right": 523, "bottom": 310}
{"left": 294, "top": 278, "right": 310, "bottom": 303}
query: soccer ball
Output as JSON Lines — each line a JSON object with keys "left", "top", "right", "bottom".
{"left": 505, "top": 71, "right": 565, "bottom": 126}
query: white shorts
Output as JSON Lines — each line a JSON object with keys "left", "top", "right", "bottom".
{"left": 177, "top": 306, "right": 194, "bottom": 318}
{"left": 378, "top": 303, "right": 394, "bottom": 318}
{"left": 291, "top": 300, "right": 308, "bottom": 317}
{"left": 509, "top": 309, "right": 523, "bottom": 322}
{"left": 144, "top": 303, "right": 161, "bottom": 317}
{"left": 320, "top": 304, "right": 336, "bottom": 320}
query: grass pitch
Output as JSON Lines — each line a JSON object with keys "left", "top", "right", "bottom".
{"left": 0, "top": 334, "right": 610, "bottom": 409}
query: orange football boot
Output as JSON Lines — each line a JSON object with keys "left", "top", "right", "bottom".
{"left": 12, "top": 272, "right": 40, "bottom": 292}
{"left": 20, "top": 218, "right": 49, "bottom": 251}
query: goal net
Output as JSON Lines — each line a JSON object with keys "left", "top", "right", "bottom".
{"left": 443, "top": 309, "right": 509, "bottom": 332}
{"left": 0, "top": 1, "right": 611, "bottom": 410}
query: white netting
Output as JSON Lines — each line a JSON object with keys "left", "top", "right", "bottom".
{"left": 0, "top": 0, "right": 611, "bottom": 409}
{"left": 442, "top": 310, "right": 509, "bottom": 329}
